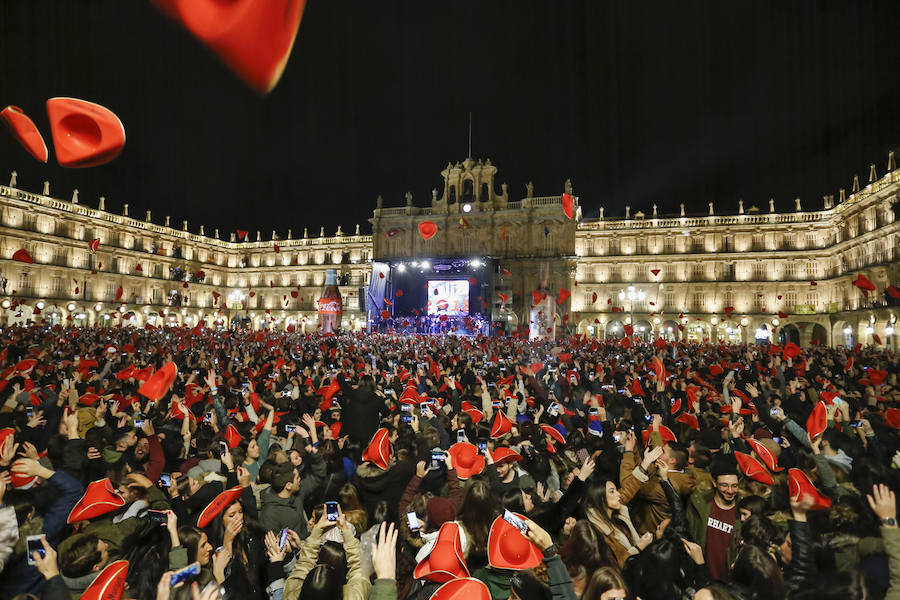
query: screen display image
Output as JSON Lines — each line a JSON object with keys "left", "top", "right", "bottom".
{"left": 427, "top": 280, "right": 469, "bottom": 316}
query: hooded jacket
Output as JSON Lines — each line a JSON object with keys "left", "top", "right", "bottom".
{"left": 352, "top": 460, "right": 416, "bottom": 512}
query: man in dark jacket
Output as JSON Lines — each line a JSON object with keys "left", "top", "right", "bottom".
{"left": 686, "top": 460, "right": 742, "bottom": 582}
{"left": 260, "top": 452, "right": 325, "bottom": 539}
{"left": 340, "top": 375, "right": 389, "bottom": 445}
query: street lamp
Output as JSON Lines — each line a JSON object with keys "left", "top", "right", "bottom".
{"left": 618, "top": 286, "right": 645, "bottom": 332}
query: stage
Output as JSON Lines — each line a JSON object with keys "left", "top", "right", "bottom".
{"left": 366, "top": 257, "right": 495, "bottom": 336}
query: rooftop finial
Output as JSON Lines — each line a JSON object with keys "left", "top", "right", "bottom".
{"left": 98, "top": 195, "right": 105, "bottom": 211}
{"left": 889, "top": 151, "right": 896, "bottom": 172}
{"left": 869, "top": 163, "right": 878, "bottom": 183}
{"left": 72, "top": 189, "right": 79, "bottom": 204}
{"left": 852, "top": 175, "right": 860, "bottom": 193}
{"left": 9, "top": 171, "right": 17, "bottom": 187}
{"left": 738, "top": 199, "right": 744, "bottom": 214}
{"left": 42, "top": 181, "right": 50, "bottom": 196}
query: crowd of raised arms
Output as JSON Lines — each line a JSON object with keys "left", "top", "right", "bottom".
{"left": 0, "top": 325, "right": 898, "bottom": 600}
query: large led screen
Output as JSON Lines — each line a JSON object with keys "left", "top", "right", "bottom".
{"left": 426, "top": 280, "right": 469, "bottom": 316}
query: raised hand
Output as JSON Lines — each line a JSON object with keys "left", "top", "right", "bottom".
{"left": 371, "top": 522, "right": 399, "bottom": 580}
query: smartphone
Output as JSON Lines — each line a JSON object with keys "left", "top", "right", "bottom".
{"left": 576, "top": 448, "right": 590, "bottom": 464}
{"left": 613, "top": 432, "right": 623, "bottom": 443}
{"left": 492, "top": 400, "right": 502, "bottom": 409}
{"left": 401, "top": 404, "right": 412, "bottom": 412}
{"left": 456, "top": 430, "right": 466, "bottom": 443}
{"left": 589, "top": 407, "right": 599, "bottom": 416}
{"left": 148, "top": 509, "right": 168, "bottom": 525}
{"left": 849, "top": 420, "right": 862, "bottom": 428}
{"left": 204, "top": 412, "right": 212, "bottom": 423}
{"left": 431, "top": 451, "right": 446, "bottom": 467}
{"left": 645, "top": 415, "right": 653, "bottom": 423}
{"left": 170, "top": 562, "right": 201, "bottom": 587}
{"left": 588, "top": 372, "right": 595, "bottom": 381}
{"left": 502, "top": 509, "right": 529, "bottom": 534}
{"left": 149, "top": 401, "right": 156, "bottom": 409}
{"left": 618, "top": 389, "right": 627, "bottom": 394}
{"left": 419, "top": 402, "right": 429, "bottom": 412}
{"left": 219, "top": 441, "right": 228, "bottom": 458}
{"left": 134, "top": 419, "right": 146, "bottom": 428}
{"left": 477, "top": 441, "right": 488, "bottom": 452}
{"left": 26, "top": 407, "right": 33, "bottom": 419}
{"left": 26, "top": 535, "right": 45, "bottom": 566}
{"left": 279, "top": 528, "right": 289, "bottom": 550}
{"left": 159, "top": 473, "right": 172, "bottom": 488}
{"left": 770, "top": 408, "right": 778, "bottom": 416}
{"left": 407, "top": 511, "right": 420, "bottom": 532}
{"left": 401, "top": 414, "right": 413, "bottom": 423}
{"left": 62, "top": 378, "right": 69, "bottom": 388}
{"left": 569, "top": 375, "right": 577, "bottom": 383}
{"left": 325, "top": 501, "right": 339, "bottom": 522}
{"left": 772, "top": 437, "right": 782, "bottom": 444}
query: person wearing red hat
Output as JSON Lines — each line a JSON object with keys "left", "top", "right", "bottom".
{"left": 0, "top": 455, "right": 84, "bottom": 599}
{"left": 352, "top": 428, "right": 416, "bottom": 520}
{"left": 486, "top": 444, "right": 535, "bottom": 496}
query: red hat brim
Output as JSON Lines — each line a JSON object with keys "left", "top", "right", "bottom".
{"left": 413, "top": 522, "right": 468, "bottom": 582}
{"left": 68, "top": 478, "right": 125, "bottom": 524}
{"left": 788, "top": 468, "right": 831, "bottom": 511}
{"left": 197, "top": 486, "right": 243, "bottom": 528}
{"left": 747, "top": 438, "right": 783, "bottom": 472}
{"left": 487, "top": 513, "right": 543, "bottom": 570}
{"left": 735, "top": 452, "right": 774, "bottom": 486}
{"left": 491, "top": 447, "right": 522, "bottom": 464}
{"left": 806, "top": 401, "right": 827, "bottom": 439}
{"left": 81, "top": 560, "right": 129, "bottom": 600}
{"left": 641, "top": 425, "right": 677, "bottom": 446}
{"left": 430, "top": 578, "right": 492, "bottom": 600}
{"left": 540, "top": 424, "right": 565, "bottom": 445}
{"left": 362, "top": 428, "right": 390, "bottom": 470}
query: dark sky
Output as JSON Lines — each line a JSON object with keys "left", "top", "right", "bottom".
{"left": 2, "top": 1, "right": 899, "bottom": 237}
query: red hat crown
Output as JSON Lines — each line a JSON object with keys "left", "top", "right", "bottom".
{"left": 734, "top": 452, "right": 774, "bottom": 486}
{"left": 788, "top": 468, "right": 831, "bottom": 511}
{"left": 68, "top": 478, "right": 125, "bottom": 524}
{"left": 447, "top": 442, "right": 485, "bottom": 479}
{"left": 197, "top": 486, "right": 243, "bottom": 528}
{"left": 487, "top": 513, "right": 543, "bottom": 570}
{"left": 490, "top": 411, "right": 513, "bottom": 439}
{"left": 413, "top": 522, "right": 468, "bottom": 582}
{"left": 430, "top": 578, "right": 491, "bottom": 600}
{"left": 81, "top": 560, "right": 129, "bottom": 600}
{"left": 362, "top": 428, "right": 390, "bottom": 470}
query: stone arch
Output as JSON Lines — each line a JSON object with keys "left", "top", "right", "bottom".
{"left": 606, "top": 319, "right": 624, "bottom": 338}
{"left": 831, "top": 319, "right": 854, "bottom": 347}
{"left": 661, "top": 319, "right": 680, "bottom": 341}
{"left": 686, "top": 320, "right": 710, "bottom": 343}
{"left": 634, "top": 319, "right": 653, "bottom": 340}
{"left": 778, "top": 323, "right": 800, "bottom": 345}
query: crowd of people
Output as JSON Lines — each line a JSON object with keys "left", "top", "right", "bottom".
{"left": 0, "top": 324, "right": 897, "bottom": 600}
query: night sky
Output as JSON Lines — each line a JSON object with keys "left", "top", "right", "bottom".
{"left": 2, "top": 1, "right": 900, "bottom": 237}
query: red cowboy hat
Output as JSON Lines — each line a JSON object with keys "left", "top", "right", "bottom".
{"left": 675, "top": 412, "right": 700, "bottom": 431}
{"left": 114, "top": 366, "right": 134, "bottom": 380}
{"left": 137, "top": 361, "right": 178, "bottom": 401}
{"left": 0, "top": 105, "right": 48, "bottom": 162}
{"left": 491, "top": 447, "right": 522, "bottom": 464}
{"left": 413, "top": 522, "right": 469, "bottom": 582}
{"left": 78, "top": 393, "right": 100, "bottom": 406}
{"left": 539, "top": 424, "right": 565, "bottom": 445}
{"left": 462, "top": 408, "right": 484, "bottom": 425}
{"left": 362, "top": 428, "right": 390, "bottom": 470}
{"left": 806, "top": 401, "right": 827, "bottom": 440}
{"left": 885, "top": 408, "right": 900, "bottom": 429}
{"left": 224, "top": 424, "right": 243, "bottom": 448}
{"left": 418, "top": 221, "right": 438, "bottom": 240}
{"left": 81, "top": 560, "right": 129, "bottom": 600}
{"left": 14, "top": 359, "right": 37, "bottom": 376}
{"left": 788, "top": 468, "right": 831, "bottom": 511}
{"left": 447, "top": 442, "right": 485, "bottom": 479}
{"left": 734, "top": 452, "right": 774, "bottom": 486}
{"left": 46, "top": 97, "right": 125, "bottom": 168}
{"left": 747, "top": 438, "right": 782, "bottom": 472}
{"left": 429, "top": 578, "right": 491, "bottom": 600}
{"left": 487, "top": 512, "right": 542, "bottom": 570}
{"left": 197, "top": 486, "right": 243, "bottom": 528}
{"left": 782, "top": 342, "right": 803, "bottom": 360}
{"left": 9, "top": 460, "right": 38, "bottom": 489}
{"left": 490, "top": 411, "right": 513, "bottom": 439}
{"left": 68, "top": 478, "right": 125, "bottom": 523}
{"left": 561, "top": 192, "right": 575, "bottom": 219}
{"left": 641, "top": 425, "right": 677, "bottom": 447}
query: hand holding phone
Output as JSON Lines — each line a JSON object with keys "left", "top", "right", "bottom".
{"left": 407, "top": 511, "right": 420, "bottom": 532}
{"left": 503, "top": 509, "right": 529, "bottom": 534}
{"left": 26, "top": 535, "right": 46, "bottom": 566}
{"left": 170, "top": 562, "right": 201, "bottom": 586}
{"left": 325, "top": 501, "right": 339, "bottom": 522}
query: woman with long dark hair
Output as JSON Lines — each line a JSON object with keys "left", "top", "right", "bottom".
{"left": 583, "top": 478, "right": 652, "bottom": 567}
{"left": 559, "top": 520, "right": 618, "bottom": 597}
{"left": 456, "top": 478, "right": 501, "bottom": 570}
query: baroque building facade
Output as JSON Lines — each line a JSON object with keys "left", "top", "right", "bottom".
{"left": 1, "top": 155, "right": 899, "bottom": 348}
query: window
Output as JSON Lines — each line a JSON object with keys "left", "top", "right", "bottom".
{"left": 692, "top": 292, "right": 704, "bottom": 312}
{"left": 692, "top": 264, "right": 705, "bottom": 280}
{"left": 784, "top": 262, "right": 796, "bottom": 279}
{"left": 806, "top": 292, "right": 818, "bottom": 308}
{"left": 723, "top": 291, "right": 734, "bottom": 308}
{"left": 664, "top": 237, "right": 675, "bottom": 253}
{"left": 785, "top": 292, "right": 796, "bottom": 308}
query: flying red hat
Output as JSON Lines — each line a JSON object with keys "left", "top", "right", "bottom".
{"left": 806, "top": 401, "right": 827, "bottom": 440}
{"left": 115, "top": 366, "right": 134, "bottom": 381}
{"left": 487, "top": 512, "right": 542, "bottom": 570}
{"left": 197, "top": 486, "right": 244, "bottom": 528}
{"left": 46, "top": 97, "right": 125, "bottom": 168}
{"left": 447, "top": 442, "right": 485, "bottom": 479}
{"left": 788, "top": 468, "right": 831, "bottom": 511}
{"left": 735, "top": 452, "right": 774, "bottom": 486}
{"left": 362, "top": 428, "right": 390, "bottom": 470}
{"left": 747, "top": 438, "right": 782, "bottom": 472}
{"left": 430, "top": 578, "right": 491, "bottom": 600}
{"left": 68, "top": 478, "right": 125, "bottom": 524}
{"left": 490, "top": 411, "right": 513, "bottom": 439}
{"left": 852, "top": 273, "right": 876, "bottom": 292}
{"left": 782, "top": 342, "right": 803, "bottom": 360}
{"left": 413, "top": 521, "right": 469, "bottom": 582}
{"left": 152, "top": 0, "right": 306, "bottom": 94}
{"left": 709, "top": 364, "right": 724, "bottom": 376}
{"left": 81, "top": 560, "right": 129, "bottom": 600}
{"left": 418, "top": 221, "right": 437, "bottom": 240}
{"left": 78, "top": 393, "right": 100, "bottom": 406}
{"left": 14, "top": 359, "right": 37, "bottom": 376}
{"left": 491, "top": 447, "right": 522, "bottom": 464}
{"left": 0, "top": 105, "right": 48, "bottom": 162}
{"left": 12, "top": 248, "right": 33, "bottom": 264}
{"left": 137, "top": 361, "right": 178, "bottom": 401}
{"left": 561, "top": 192, "right": 575, "bottom": 219}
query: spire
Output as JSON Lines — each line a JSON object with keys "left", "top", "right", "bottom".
{"left": 839, "top": 188, "right": 846, "bottom": 203}
{"left": 72, "top": 189, "right": 79, "bottom": 204}
{"left": 146, "top": 210, "right": 152, "bottom": 222}
{"left": 183, "top": 220, "right": 188, "bottom": 231}
{"left": 888, "top": 151, "right": 896, "bottom": 172}
{"left": 98, "top": 195, "right": 105, "bottom": 211}
{"left": 42, "top": 181, "right": 50, "bottom": 195}
{"left": 869, "top": 163, "right": 878, "bottom": 183}
{"left": 769, "top": 198, "right": 775, "bottom": 213}
{"left": 852, "top": 175, "right": 860, "bottom": 193}
{"left": 123, "top": 203, "right": 129, "bottom": 217}
{"left": 738, "top": 199, "right": 744, "bottom": 214}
